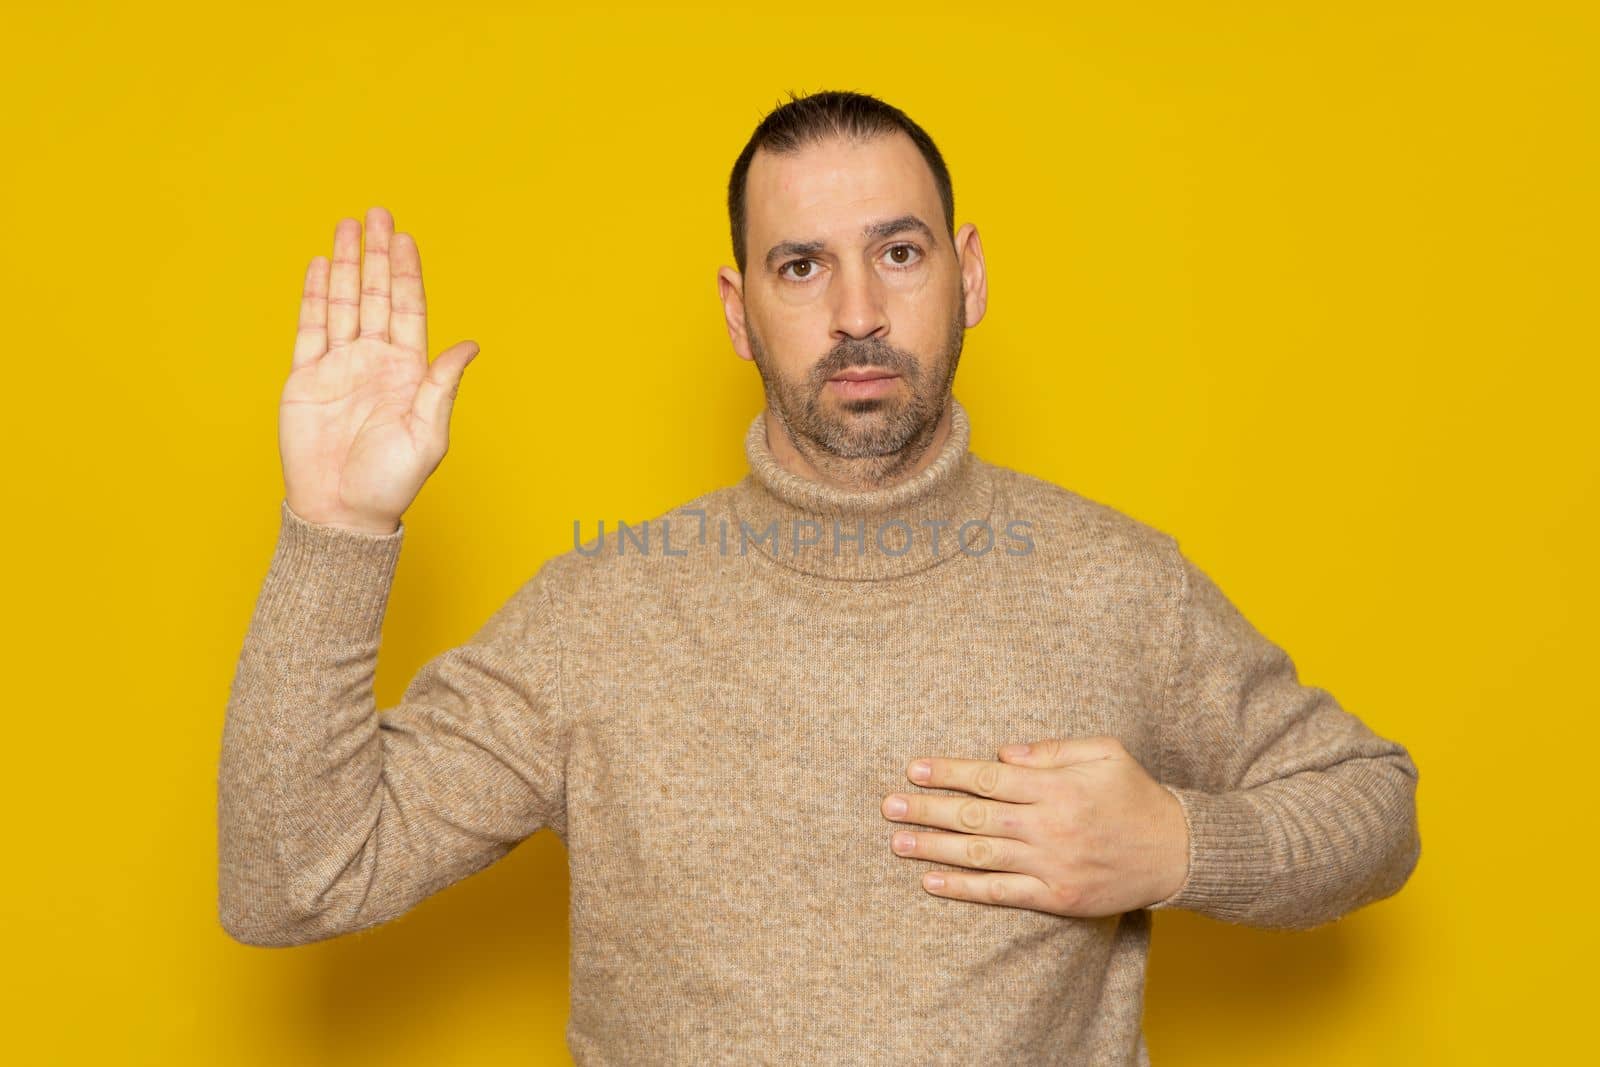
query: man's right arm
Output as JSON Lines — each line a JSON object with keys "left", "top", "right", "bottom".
{"left": 216, "top": 499, "right": 569, "bottom": 947}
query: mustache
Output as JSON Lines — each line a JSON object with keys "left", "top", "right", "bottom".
{"left": 810, "top": 340, "right": 920, "bottom": 382}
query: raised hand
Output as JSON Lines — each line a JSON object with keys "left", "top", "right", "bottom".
{"left": 279, "top": 206, "right": 479, "bottom": 535}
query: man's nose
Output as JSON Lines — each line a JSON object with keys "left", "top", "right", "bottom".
{"left": 828, "top": 259, "right": 889, "bottom": 341}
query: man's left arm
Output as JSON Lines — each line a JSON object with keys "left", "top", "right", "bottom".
{"left": 1146, "top": 548, "right": 1423, "bottom": 930}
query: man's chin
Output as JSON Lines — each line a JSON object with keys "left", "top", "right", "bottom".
{"left": 814, "top": 387, "right": 906, "bottom": 416}
{"left": 811, "top": 403, "right": 896, "bottom": 441}
{"left": 804, "top": 405, "right": 921, "bottom": 458}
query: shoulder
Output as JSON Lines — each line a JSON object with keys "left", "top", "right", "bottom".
{"left": 528, "top": 485, "right": 740, "bottom": 612}
{"left": 972, "top": 460, "right": 1190, "bottom": 627}
{"left": 979, "top": 460, "right": 1184, "bottom": 566}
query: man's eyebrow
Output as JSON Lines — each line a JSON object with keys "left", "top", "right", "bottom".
{"left": 763, "top": 214, "right": 938, "bottom": 271}
{"left": 863, "top": 214, "right": 936, "bottom": 244}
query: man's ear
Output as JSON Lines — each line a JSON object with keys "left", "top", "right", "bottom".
{"left": 953, "top": 223, "right": 988, "bottom": 329}
{"left": 717, "top": 266, "right": 754, "bottom": 362}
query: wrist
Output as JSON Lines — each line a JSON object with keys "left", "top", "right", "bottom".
{"left": 1149, "top": 782, "right": 1191, "bottom": 906}
{"left": 283, "top": 498, "right": 401, "bottom": 536}
{"left": 1145, "top": 783, "right": 1196, "bottom": 908}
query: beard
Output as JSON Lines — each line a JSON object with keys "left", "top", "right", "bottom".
{"left": 746, "top": 297, "right": 966, "bottom": 475}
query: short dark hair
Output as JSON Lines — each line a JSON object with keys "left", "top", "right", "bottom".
{"left": 726, "top": 89, "right": 956, "bottom": 275}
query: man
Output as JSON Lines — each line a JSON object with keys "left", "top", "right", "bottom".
{"left": 218, "top": 90, "right": 1421, "bottom": 1064}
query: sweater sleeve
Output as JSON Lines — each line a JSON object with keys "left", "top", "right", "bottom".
{"left": 217, "top": 500, "right": 569, "bottom": 947}
{"left": 1145, "top": 549, "right": 1422, "bottom": 930}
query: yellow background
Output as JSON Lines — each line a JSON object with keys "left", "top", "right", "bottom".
{"left": 3, "top": 1, "right": 1593, "bottom": 1063}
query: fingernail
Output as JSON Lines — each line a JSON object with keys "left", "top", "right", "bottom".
{"left": 908, "top": 761, "right": 931, "bottom": 781}
{"left": 884, "top": 796, "right": 907, "bottom": 817}
{"left": 924, "top": 874, "right": 945, "bottom": 890}
{"left": 1000, "top": 744, "right": 1030, "bottom": 758}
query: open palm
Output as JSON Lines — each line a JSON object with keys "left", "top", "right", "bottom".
{"left": 279, "top": 205, "right": 479, "bottom": 535}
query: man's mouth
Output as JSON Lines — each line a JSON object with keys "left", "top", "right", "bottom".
{"left": 828, "top": 368, "right": 899, "bottom": 382}
{"left": 826, "top": 368, "right": 902, "bottom": 399}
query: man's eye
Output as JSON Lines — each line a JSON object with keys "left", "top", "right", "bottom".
{"left": 779, "top": 258, "right": 818, "bottom": 281}
{"left": 884, "top": 243, "right": 923, "bottom": 267}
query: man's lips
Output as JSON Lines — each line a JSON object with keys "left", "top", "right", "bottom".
{"left": 826, "top": 369, "right": 901, "bottom": 399}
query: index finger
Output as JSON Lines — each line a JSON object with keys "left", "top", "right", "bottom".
{"left": 389, "top": 231, "right": 427, "bottom": 359}
{"left": 903, "top": 756, "right": 1045, "bottom": 803}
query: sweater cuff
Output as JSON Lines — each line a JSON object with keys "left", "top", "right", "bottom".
{"left": 248, "top": 498, "right": 406, "bottom": 644}
{"left": 1146, "top": 784, "right": 1274, "bottom": 920}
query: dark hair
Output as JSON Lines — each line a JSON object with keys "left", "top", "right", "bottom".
{"left": 726, "top": 89, "right": 956, "bottom": 275}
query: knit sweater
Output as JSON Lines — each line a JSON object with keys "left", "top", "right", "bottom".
{"left": 217, "top": 395, "right": 1421, "bottom": 1065}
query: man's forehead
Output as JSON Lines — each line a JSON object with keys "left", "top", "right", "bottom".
{"left": 745, "top": 132, "right": 941, "bottom": 249}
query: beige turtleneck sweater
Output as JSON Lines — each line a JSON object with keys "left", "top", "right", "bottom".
{"left": 217, "top": 396, "right": 1421, "bottom": 1065}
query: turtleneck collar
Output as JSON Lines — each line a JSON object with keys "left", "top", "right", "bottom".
{"left": 728, "top": 395, "right": 995, "bottom": 581}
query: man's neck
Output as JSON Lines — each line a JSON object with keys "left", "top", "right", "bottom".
{"left": 761, "top": 400, "right": 954, "bottom": 493}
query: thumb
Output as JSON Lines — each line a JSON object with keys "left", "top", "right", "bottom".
{"left": 412, "top": 340, "right": 480, "bottom": 440}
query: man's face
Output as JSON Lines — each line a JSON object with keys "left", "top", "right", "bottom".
{"left": 719, "top": 131, "right": 984, "bottom": 461}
